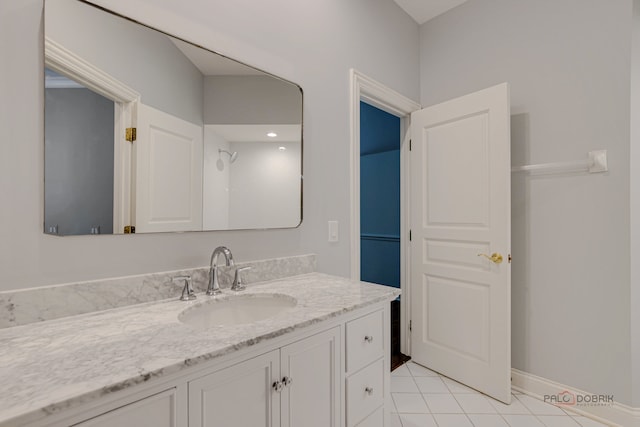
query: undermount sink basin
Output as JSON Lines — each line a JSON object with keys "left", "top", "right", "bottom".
{"left": 178, "top": 294, "right": 297, "bottom": 328}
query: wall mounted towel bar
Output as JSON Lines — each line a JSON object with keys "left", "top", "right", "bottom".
{"left": 511, "top": 150, "right": 608, "bottom": 174}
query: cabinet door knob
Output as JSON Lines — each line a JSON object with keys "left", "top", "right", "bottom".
{"left": 282, "top": 376, "right": 293, "bottom": 387}
{"left": 364, "top": 335, "right": 374, "bottom": 343}
{"left": 365, "top": 387, "right": 374, "bottom": 395}
{"left": 272, "top": 380, "right": 283, "bottom": 393}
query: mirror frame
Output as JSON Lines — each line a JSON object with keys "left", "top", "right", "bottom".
{"left": 44, "top": 0, "right": 304, "bottom": 235}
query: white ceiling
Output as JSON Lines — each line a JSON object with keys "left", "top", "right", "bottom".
{"left": 206, "top": 124, "right": 302, "bottom": 143}
{"left": 170, "top": 38, "right": 263, "bottom": 76}
{"left": 392, "top": 0, "right": 469, "bottom": 24}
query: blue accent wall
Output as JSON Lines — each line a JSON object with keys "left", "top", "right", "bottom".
{"left": 360, "top": 102, "right": 401, "bottom": 288}
{"left": 360, "top": 102, "right": 401, "bottom": 155}
{"left": 361, "top": 150, "right": 400, "bottom": 236}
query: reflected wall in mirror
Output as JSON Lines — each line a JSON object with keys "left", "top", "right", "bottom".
{"left": 44, "top": 0, "right": 303, "bottom": 235}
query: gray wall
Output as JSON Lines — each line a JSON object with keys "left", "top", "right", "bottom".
{"left": 228, "top": 140, "right": 301, "bottom": 229}
{"left": 419, "top": 0, "right": 632, "bottom": 405}
{"left": 204, "top": 75, "right": 301, "bottom": 125}
{"left": 631, "top": 0, "right": 640, "bottom": 409}
{"left": 45, "top": 87, "right": 114, "bottom": 235}
{"left": 0, "top": 0, "right": 419, "bottom": 286}
{"left": 46, "top": 0, "right": 204, "bottom": 125}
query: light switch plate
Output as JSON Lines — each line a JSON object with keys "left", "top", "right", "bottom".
{"left": 328, "top": 221, "right": 339, "bottom": 242}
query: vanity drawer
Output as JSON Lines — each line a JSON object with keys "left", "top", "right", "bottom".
{"left": 346, "top": 309, "right": 384, "bottom": 372}
{"left": 72, "top": 388, "right": 178, "bottom": 427}
{"left": 346, "top": 358, "right": 384, "bottom": 427}
{"left": 355, "top": 406, "right": 383, "bottom": 427}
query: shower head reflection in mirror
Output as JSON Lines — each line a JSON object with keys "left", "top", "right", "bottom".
{"left": 219, "top": 149, "right": 239, "bottom": 164}
{"left": 44, "top": 0, "right": 303, "bottom": 235}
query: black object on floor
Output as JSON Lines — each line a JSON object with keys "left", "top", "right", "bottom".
{"left": 390, "top": 298, "right": 411, "bottom": 371}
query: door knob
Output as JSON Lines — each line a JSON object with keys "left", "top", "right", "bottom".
{"left": 477, "top": 252, "right": 503, "bottom": 264}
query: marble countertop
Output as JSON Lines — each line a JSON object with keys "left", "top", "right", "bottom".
{"left": 0, "top": 273, "right": 400, "bottom": 426}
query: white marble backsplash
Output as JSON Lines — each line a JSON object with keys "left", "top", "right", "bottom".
{"left": 0, "top": 254, "right": 315, "bottom": 329}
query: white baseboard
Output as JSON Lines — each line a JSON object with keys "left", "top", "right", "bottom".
{"left": 511, "top": 369, "right": 640, "bottom": 427}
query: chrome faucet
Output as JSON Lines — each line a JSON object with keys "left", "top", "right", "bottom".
{"left": 231, "top": 266, "right": 252, "bottom": 292}
{"left": 173, "top": 275, "right": 196, "bottom": 301}
{"left": 207, "top": 246, "right": 234, "bottom": 295}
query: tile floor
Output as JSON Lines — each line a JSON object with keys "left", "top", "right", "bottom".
{"left": 390, "top": 361, "right": 611, "bottom": 427}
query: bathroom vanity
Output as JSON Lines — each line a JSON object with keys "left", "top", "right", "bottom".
{"left": 0, "top": 272, "right": 400, "bottom": 427}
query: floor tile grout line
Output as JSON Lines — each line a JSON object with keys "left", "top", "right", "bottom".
{"left": 407, "top": 366, "right": 476, "bottom": 425}
{"left": 401, "top": 361, "right": 608, "bottom": 426}
{"left": 497, "top": 412, "right": 514, "bottom": 427}
{"left": 419, "top": 386, "right": 434, "bottom": 415}
{"left": 401, "top": 361, "right": 589, "bottom": 426}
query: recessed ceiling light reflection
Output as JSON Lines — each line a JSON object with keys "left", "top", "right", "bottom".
{"left": 267, "top": 132, "right": 277, "bottom": 138}
{"left": 279, "top": 146, "right": 286, "bottom": 151}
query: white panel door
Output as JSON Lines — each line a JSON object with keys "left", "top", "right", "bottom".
{"left": 188, "top": 350, "right": 281, "bottom": 427}
{"left": 410, "top": 83, "right": 511, "bottom": 403}
{"left": 135, "top": 104, "right": 203, "bottom": 232}
{"left": 280, "top": 327, "right": 340, "bottom": 427}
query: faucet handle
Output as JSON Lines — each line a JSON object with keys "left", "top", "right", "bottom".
{"left": 173, "top": 275, "right": 196, "bottom": 301}
{"left": 231, "top": 267, "right": 251, "bottom": 292}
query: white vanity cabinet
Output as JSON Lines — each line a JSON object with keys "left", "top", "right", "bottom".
{"left": 188, "top": 327, "right": 340, "bottom": 427}
{"left": 17, "top": 302, "right": 392, "bottom": 427}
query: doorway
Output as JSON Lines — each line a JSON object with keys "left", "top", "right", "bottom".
{"left": 45, "top": 68, "right": 115, "bottom": 235}
{"left": 359, "top": 101, "right": 408, "bottom": 369}
{"left": 349, "top": 69, "right": 421, "bottom": 365}
{"left": 45, "top": 37, "right": 140, "bottom": 235}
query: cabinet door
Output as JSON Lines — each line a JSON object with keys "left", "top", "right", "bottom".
{"left": 280, "top": 327, "right": 341, "bottom": 427}
{"left": 73, "top": 388, "right": 179, "bottom": 427}
{"left": 188, "top": 350, "right": 280, "bottom": 427}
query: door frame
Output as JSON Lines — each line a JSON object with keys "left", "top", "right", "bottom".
{"left": 45, "top": 37, "right": 140, "bottom": 234}
{"left": 349, "top": 69, "right": 421, "bottom": 354}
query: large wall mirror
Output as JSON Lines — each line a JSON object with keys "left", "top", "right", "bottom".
{"left": 44, "top": 0, "right": 303, "bottom": 235}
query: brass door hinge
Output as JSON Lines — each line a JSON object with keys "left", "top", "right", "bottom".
{"left": 125, "top": 127, "right": 137, "bottom": 142}
{"left": 124, "top": 225, "right": 136, "bottom": 234}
